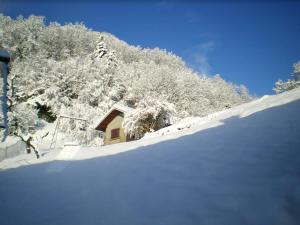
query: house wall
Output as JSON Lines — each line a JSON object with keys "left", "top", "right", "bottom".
{"left": 104, "top": 114, "right": 126, "bottom": 145}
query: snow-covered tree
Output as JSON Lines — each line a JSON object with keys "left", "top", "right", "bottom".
{"left": 0, "top": 14, "right": 45, "bottom": 60}
{"left": 93, "top": 37, "right": 108, "bottom": 60}
{"left": 273, "top": 61, "right": 300, "bottom": 94}
{"left": 7, "top": 102, "right": 41, "bottom": 158}
{"left": 123, "top": 96, "right": 175, "bottom": 139}
{"left": 293, "top": 61, "right": 300, "bottom": 81}
{"left": 8, "top": 102, "right": 37, "bottom": 136}
{"left": 107, "top": 50, "right": 118, "bottom": 68}
{"left": 273, "top": 79, "right": 300, "bottom": 94}
{"left": 238, "top": 84, "right": 251, "bottom": 103}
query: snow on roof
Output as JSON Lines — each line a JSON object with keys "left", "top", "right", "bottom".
{"left": 112, "top": 103, "right": 134, "bottom": 114}
{"left": 95, "top": 103, "right": 134, "bottom": 130}
{"left": 102, "top": 103, "right": 134, "bottom": 119}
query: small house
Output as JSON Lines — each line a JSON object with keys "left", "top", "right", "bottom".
{"left": 95, "top": 104, "right": 134, "bottom": 145}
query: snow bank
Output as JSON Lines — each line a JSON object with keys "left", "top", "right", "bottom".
{"left": 0, "top": 88, "right": 300, "bottom": 225}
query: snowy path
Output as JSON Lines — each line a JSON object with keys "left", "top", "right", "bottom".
{"left": 0, "top": 88, "right": 300, "bottom": 225}
{"left": 46, "top": 145, "right": 80, "bottom": 173}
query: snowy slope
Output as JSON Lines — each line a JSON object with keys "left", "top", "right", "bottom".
{"left": 0, "top": 88, "right": 300, "bottom": 225}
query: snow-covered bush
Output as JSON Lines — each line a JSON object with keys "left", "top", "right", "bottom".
{"left": 8, "top": 102, "right": 38, "bottom": 135}
{"left": 123, "top": 96, "right": 175, "bottom": 139}
{"left": 273, "top": 61, "right": 300, "bottom": 94}
{"left": 273, "top": 79, "right": 300, "bottom": 94}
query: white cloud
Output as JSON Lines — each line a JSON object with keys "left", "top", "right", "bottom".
{"left": 188, "top": 41, "right": 215, "bottom": 75}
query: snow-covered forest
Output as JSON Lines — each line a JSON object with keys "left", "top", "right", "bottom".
{"left": 273, "top": 61, "right": 300, "bottom": 94}
{"left": 0, "top": 15, "right": 251, "bottom": 142}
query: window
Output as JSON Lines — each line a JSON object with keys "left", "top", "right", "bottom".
{"left": 111, "top": 128, "right": 120, "bottom": 139}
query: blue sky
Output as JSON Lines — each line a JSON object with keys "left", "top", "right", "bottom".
{"left": 1, "top": 1, "right": 300, "bottom": 96}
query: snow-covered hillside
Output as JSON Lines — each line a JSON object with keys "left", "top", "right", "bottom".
{"left": 0, "top": 88, "right": 300, "bottom": 225}
{"left": 0, "top": 14, "right": 251, "bottom": 143}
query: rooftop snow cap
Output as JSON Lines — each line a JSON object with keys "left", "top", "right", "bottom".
{"left": 95, "top": 104, "right": 134, "bottom": 131}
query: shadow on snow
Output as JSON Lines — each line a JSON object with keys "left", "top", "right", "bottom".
{"left": 1, "top": 99, "right": 300, "bottom": 225}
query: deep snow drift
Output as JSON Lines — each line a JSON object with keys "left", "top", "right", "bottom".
{"left": 0, "top": 88, "right": 300, "bottom": 225}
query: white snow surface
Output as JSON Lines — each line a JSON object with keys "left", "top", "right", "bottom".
{"left": 95, "top": 103, "right": 134, "bottom": 128}
{"left": 1, "top": 88, "right": 300, "bottom": 225}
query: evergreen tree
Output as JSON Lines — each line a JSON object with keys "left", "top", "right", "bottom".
{"left": 93, "top": 36, "right": 108, "bottom": 60}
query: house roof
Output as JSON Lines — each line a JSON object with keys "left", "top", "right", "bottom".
{"left": 95, "top": 104, "right": 134, "bottom": 131}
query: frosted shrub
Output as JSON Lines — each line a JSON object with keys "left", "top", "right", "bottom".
{"left": 273, "top": 61, "right": 300, "bottom": 94}
{"left": 273, "top": 79, "right": 300, "bottom": 94}
{"left": 123, "top": 97, "right": 175, "bottom": 139}
{"left": 8, "top": 102, "right": 38, "bottom": 135}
